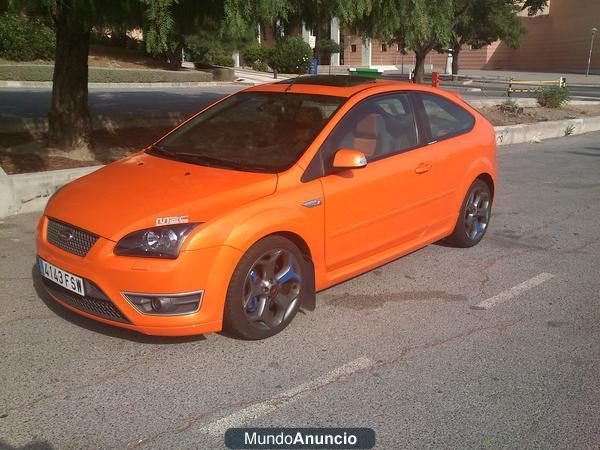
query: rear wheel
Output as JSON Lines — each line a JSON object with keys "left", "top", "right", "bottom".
{"left": 447, "top": 179, "right": 492, "bottom": 248}
{"left": 223, "top": 236, "right": 305, "bottom": 340}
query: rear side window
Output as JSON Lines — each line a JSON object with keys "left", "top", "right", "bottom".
{"left": 418, "top": 93, "right": 474, "bottom": 141}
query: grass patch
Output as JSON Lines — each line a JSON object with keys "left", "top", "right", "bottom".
{"left": 536, "top": 86, "right": 570, "bottom": 108}
{"left": 0, "top": 64, "right": 233, "bottom": 83}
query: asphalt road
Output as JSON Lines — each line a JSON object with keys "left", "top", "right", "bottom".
{"left": 1, "top": 133, "right": 599, "bottom": 449}
{"left": 1, "top": 80, "right": 599, "bottom": 123}
{"left": 0, "top": 85, "right": 242, "bottom": 120}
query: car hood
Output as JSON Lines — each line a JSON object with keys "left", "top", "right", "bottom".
{"left": 44, "top": 152, "right": 278, "bottom": 241}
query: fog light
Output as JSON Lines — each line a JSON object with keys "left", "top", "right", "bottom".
{"left": 122, "top": 291, "right": 203, "bottom": 316}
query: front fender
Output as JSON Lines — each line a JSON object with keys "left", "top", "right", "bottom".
{"left": 186, "top": 179, "right": 326, "bottom": 288}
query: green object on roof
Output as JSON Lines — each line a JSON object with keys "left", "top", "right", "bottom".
{"left": 348, "top": 67, "right": 383, "bottom": 79}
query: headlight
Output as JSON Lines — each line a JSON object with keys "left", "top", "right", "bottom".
{"left": 114, "top": 223, "right": 201, "bottom": 258}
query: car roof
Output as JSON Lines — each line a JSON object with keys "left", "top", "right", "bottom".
{"left": 244, "top": 75, "right": 408, "bottom": 98}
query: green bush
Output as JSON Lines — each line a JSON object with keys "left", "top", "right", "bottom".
{"left": 185, "top": 35, "right": 234, "bottom": 67}
{"left": 185, "top": 35, "right": 211, "bottom": 63}
{"left": 209, "top": 52, "right": 234, "bottom": 67}
{"left": 316, "top": 38, "right": 340, "bottom": 63}
{"left": 536, "top": 86, "right": 570, "bottom": 108}
{"left": 251, "top": 61, "right": 269, "bottom": 72}
{"left": 498, "top": 99, "right": 523, "bottom": 116}
{"left": 242, "top": 42, "right": 267, "bottom": 67}
{"left": 0, "top": 14, "right": 55, "bottom": 61}
{"left": 266, "top": 37, "right": 312, "bottom": 74}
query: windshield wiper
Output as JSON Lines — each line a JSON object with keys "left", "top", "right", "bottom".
{"left": 148, "top": 144, "right": 177, "bottom": 158}
{"left": 165, "top": 152, "right": 253, "bottom": 171}
{"left": 148, "top": 146, "right": 273, "bottom": 172}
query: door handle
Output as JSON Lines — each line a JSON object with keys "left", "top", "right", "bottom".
{"left": 415, "top": 162, "right": 433, "bottom": 174}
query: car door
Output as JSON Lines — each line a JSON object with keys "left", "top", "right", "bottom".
{"left": 317, "top": 92, "right": 439, "bottom": 272}
{"left": 413, "top": 92, "right": 477, "bottom": 226}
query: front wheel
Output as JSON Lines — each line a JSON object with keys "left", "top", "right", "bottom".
{"left": 446, "top": 179, "right": 492, "bottom": 248}
{"left": 223, "top": 236, "right": 306, "bottom": 340}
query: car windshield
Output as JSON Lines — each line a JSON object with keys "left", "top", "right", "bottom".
{"left": 148, "top": 91, "right": 345, "bottom": 173}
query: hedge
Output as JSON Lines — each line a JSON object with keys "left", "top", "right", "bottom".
{"left": 266, "top": 37, "right": 312, "bottom": 74}
{"left": 0, "top": 65, "right": 229, "bottom": 83}
{"left": 0, "top": 15, "right": 55, "bottom": 61}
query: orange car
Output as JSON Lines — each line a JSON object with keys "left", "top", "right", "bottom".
{"left": 36, "top": 75, "right": 496, "bottom": 339}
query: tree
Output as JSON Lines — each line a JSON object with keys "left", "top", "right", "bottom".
{"left": 447, "top": 0, "right": 549, "bottom": 79}
{"left": 2, "top": 0, "right": 146, "bottom": 150}
{"left": 448, "top": 0, "right": 523, "bottom": 79}
{"left": 266, "top": 36, "right": 312, "bottom": 75}
{"left": 398, "top": 0, "right": 454, "bottom": 83}
{"left": 2, "top": 0, "right": 288, "bottom": 152}
{"left": 45, "top": 0, "right": 145, "bottom": 151}
{"left": 342, "top": 0, "right": 454, "bottom": 83}
{"left": 316, "top": 38, "right": 340, "bottom": 73}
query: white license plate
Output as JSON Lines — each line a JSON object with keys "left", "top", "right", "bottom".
{"left": 39, "top": 259, "right": 85, "bottom": 296}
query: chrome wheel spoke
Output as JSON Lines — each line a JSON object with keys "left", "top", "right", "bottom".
{"left": 472, "top": 192, "right": 482, "bottom": 209}
{"left": 260, "top": 249, "right": 281, "bottom": 280}
{"left": 273, "top": 291, "right": 294, "bottom": 310}
{"left": 245, "top": 295, "right": 267, "bottom": 322}
{"left": 465, "top": 213, "right": 476, "bottom": 227}
{"left": 276, "top": 254, "right": 300, "bottom": 285}
{"left": 261, "top": 306, "right": 280, "bottom": 328}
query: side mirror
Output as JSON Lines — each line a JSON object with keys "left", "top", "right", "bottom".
{"left": 332, "top": 149, "right": 368, "bottom": 170}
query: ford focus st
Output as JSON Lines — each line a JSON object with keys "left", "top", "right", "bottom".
{"left": 36, "top": 75, "right": 496, "bottom": 339}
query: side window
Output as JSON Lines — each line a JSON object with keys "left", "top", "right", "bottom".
{"left": 418, "top": 93, "right": 474, "bottom": 141}
{"left": 321, "top": 93, "right": 418, "bottom": 166}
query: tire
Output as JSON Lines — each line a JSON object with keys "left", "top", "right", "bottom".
{"left": 222, "top": 236, "right": 307, "bottom": 340}
{"left": 446, "top": 179, "right": 493, "bottom": 248}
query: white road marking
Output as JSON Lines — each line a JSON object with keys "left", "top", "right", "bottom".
{"left": 472, "top": 272, "right": 555, "bottom": 310}
{"left": 199, "top": 357, "right": 373, "bottom": 436}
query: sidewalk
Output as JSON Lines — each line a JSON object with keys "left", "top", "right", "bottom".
{"left": 459, "top": 69, "right": 600, "bottom": 86}
{"left": 234, "top": 68, "right": 291, "bottom": 85}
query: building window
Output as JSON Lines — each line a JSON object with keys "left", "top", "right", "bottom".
{"left": 351, "top": 44, "right": 357, "bottom": 53}
{"left": 381, "top": 44, "right": 387, "bottom": 52}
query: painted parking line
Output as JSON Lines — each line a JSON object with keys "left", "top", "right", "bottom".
{"left": 472, "top": 272, "right": 555, "bottom": 310}
{"left": 199, "top": 357, "right": 374, "bottom": 436}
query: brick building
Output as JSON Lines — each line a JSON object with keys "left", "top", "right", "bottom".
{"left": 255, "top": 0, "right": 600, "bottom": 74}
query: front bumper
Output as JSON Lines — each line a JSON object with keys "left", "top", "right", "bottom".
{"left": 35, "top": 216, "right": 242, "bottom": 336}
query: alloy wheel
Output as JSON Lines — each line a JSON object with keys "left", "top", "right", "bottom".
{"left": 464, "top": 188, "right": 491, "bottom": 240}
{"left": 242, "top": 248, "right": 302, "bottom": 330}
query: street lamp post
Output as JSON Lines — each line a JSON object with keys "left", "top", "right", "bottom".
{"left": 587, "top": 27, "right": 598, "bottom": 76}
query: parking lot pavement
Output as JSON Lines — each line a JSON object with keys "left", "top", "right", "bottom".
{"left": 1, "top": 132, "right": 599, "bottom": 449}
{"left": 0, "top": 85, "right": 243, "bottom": 120}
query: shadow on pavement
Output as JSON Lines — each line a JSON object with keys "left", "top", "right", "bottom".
{"left": 0, "top": 439, "right": 53, "bottom": 450}
{"left": 31, "top": 265, "right": 206, "bottom": 344}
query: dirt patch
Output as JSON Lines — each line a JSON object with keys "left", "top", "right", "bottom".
{"left": 3, "top": 103, "right": 600, "bottom": 175}
{"left": 1, "top": 45, "right": 168, "bottom": 70}
{"left": 0, "top": 126, "right": 171, "bottom": 174}
{"left": 87, "top": 45, "right": 168, "bottom": 69}
{"left": 479, "top": 103, "right": 600, "bottom": 126}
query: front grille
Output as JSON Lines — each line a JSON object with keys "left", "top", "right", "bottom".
{"left": 42, "top": 276, "right": 130, "bottom": 324}
{"left": 47, "top": 218, "right": 98, "bottom": 257}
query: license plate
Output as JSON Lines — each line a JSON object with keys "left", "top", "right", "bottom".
{"left": 39, "top": 259, "right": 85, "bottom": 296}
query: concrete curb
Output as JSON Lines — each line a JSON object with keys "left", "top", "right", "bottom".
{"left": 1, "top": 116, "right": 600, "bottom": 219}
{"left": 0, "top": 80, "right": 253, "bottom": 89}
{"left": 468, "top": 98, "right": 600, "bottom": 107}
{"left": 0, "top": 165, "right": 102, "bottom": 218}
{"left": 495, "top": 116, "right": 600, "bottom": 146}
